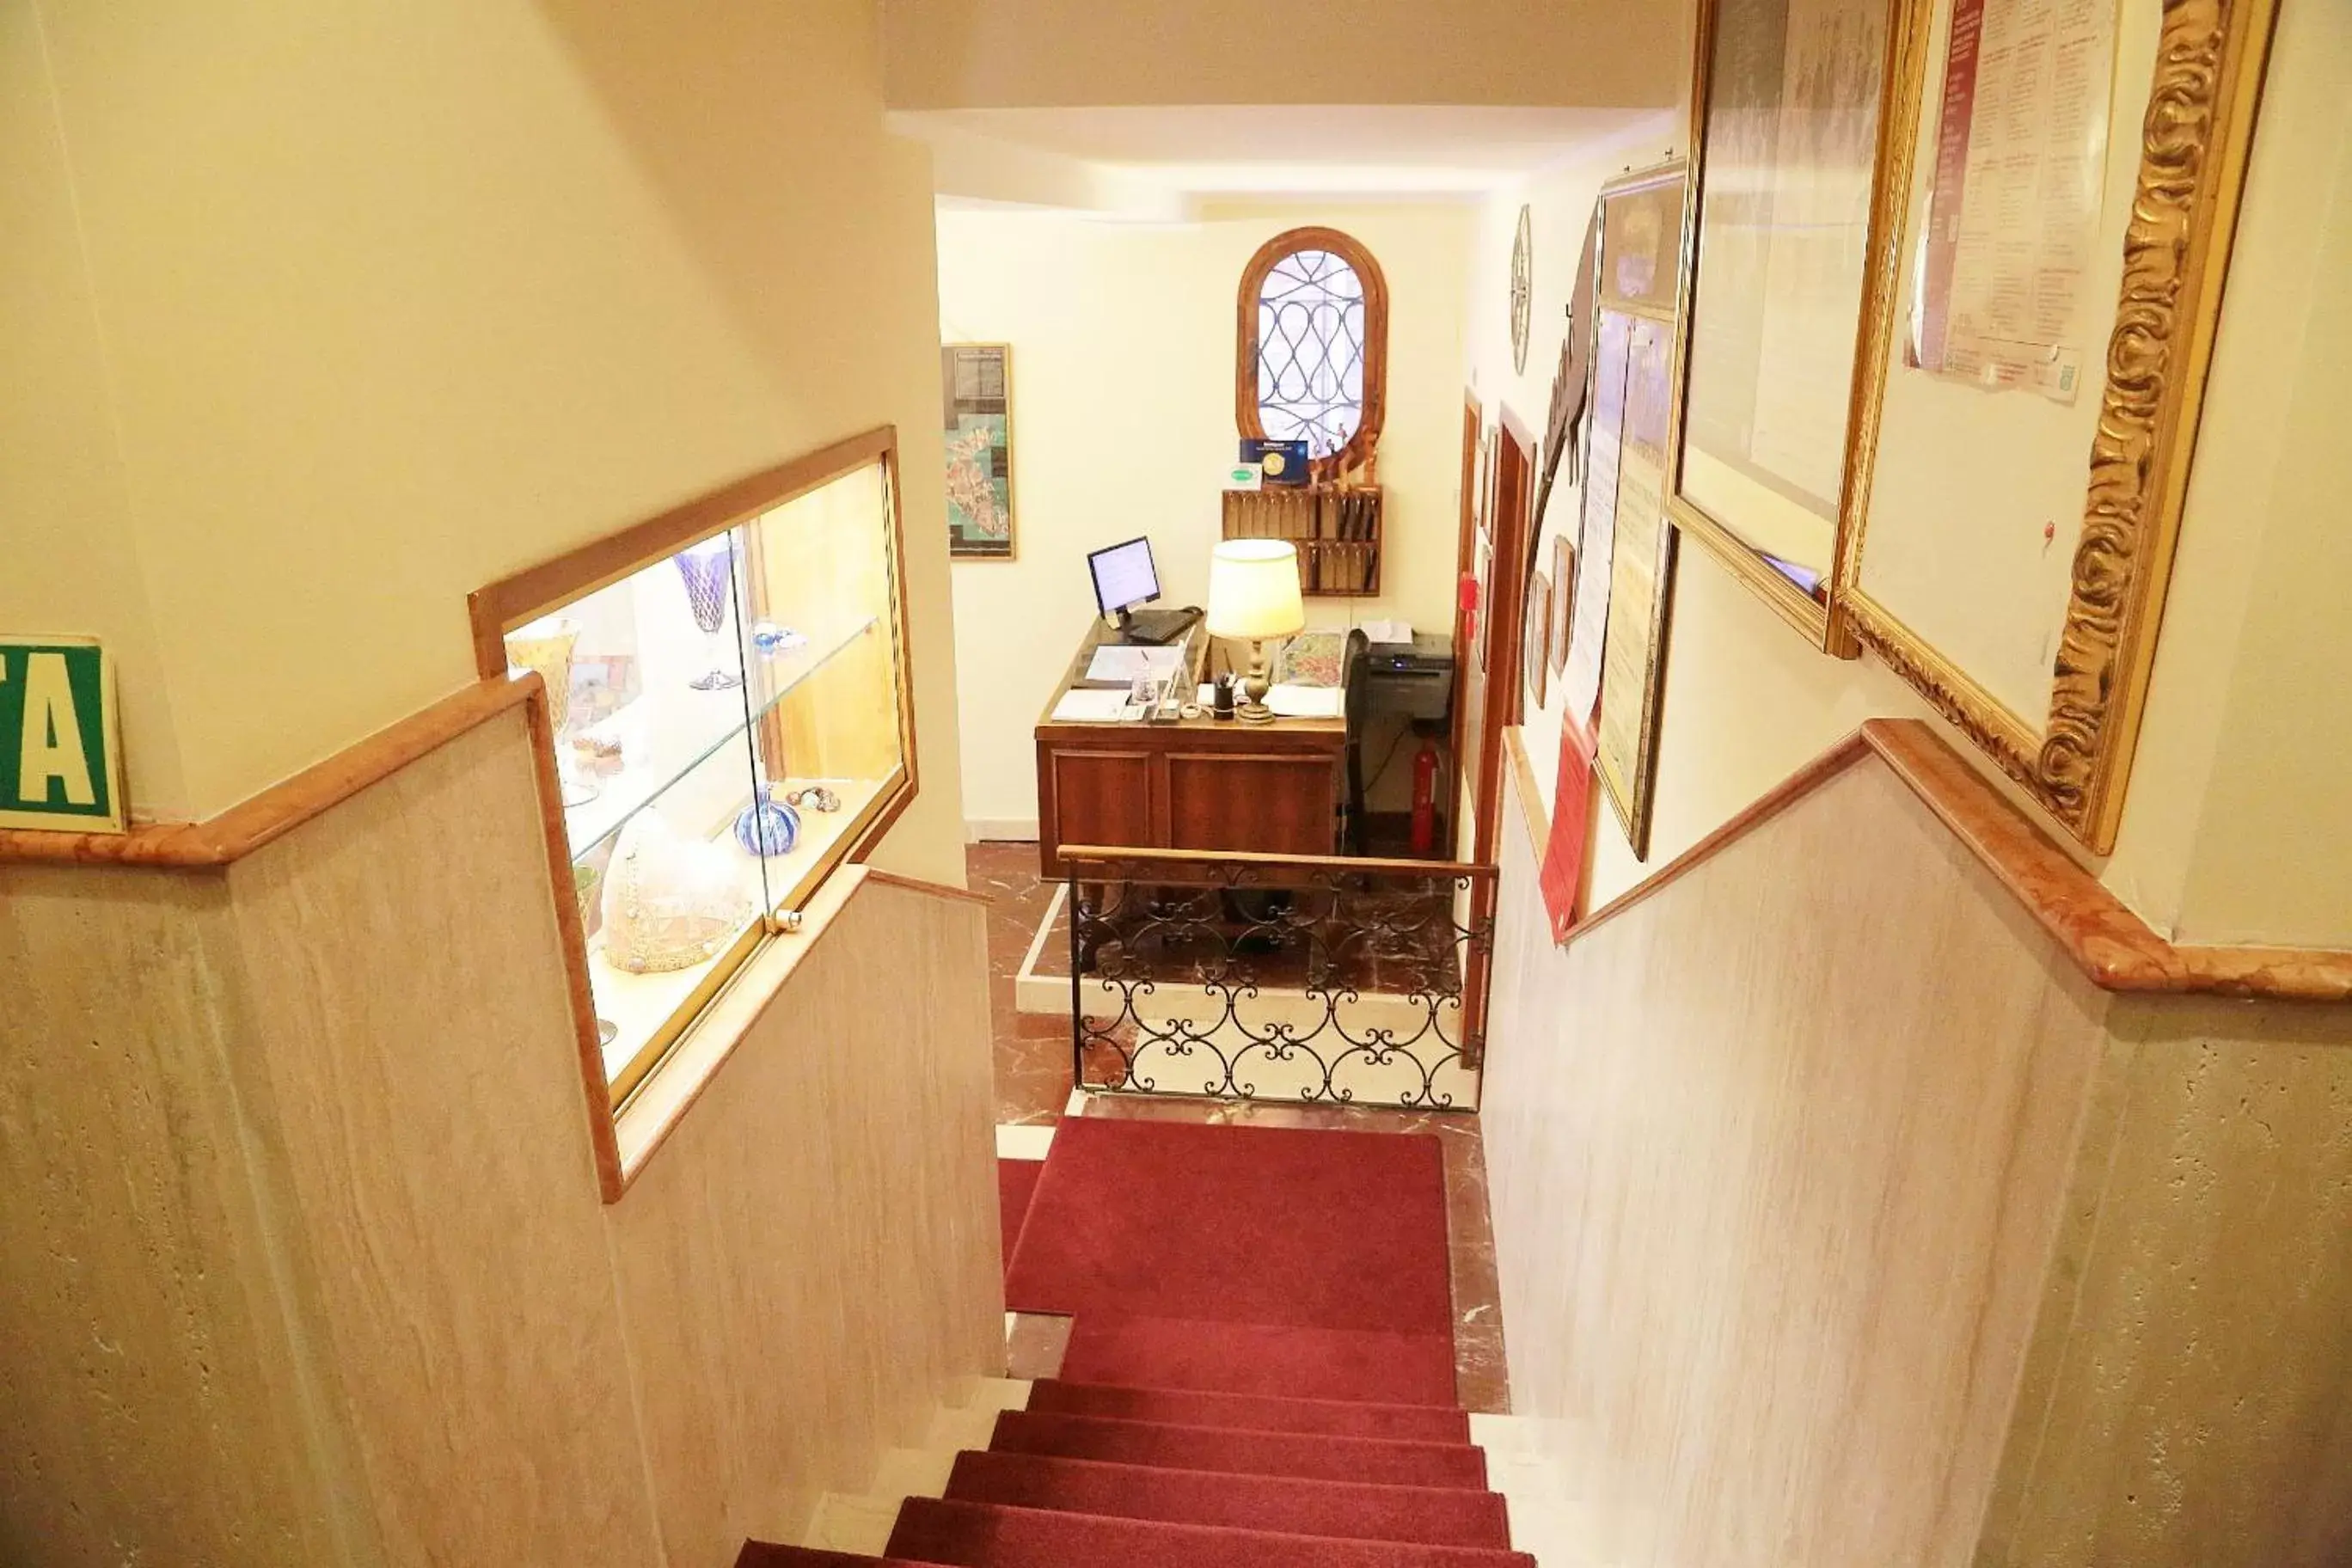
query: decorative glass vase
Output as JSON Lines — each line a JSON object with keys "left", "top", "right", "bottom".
{"left": 732, "top": 787, "right": 801, "bottom": 859}
{"left": 505, "top": 614, "right": 598, "bottom": 807}
{"left": 673, "top": 537, "right": 743, "bottom": 691}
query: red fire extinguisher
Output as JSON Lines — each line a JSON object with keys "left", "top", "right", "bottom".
{"left": 1411, "top": 735, "right": 1442, "bottom": 856}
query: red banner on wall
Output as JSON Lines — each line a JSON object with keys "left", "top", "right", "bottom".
{"left": 1538, "top": 718, "right": 1596, "bottom": 942}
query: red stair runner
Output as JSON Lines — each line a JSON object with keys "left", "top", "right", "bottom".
{"left": 1057, "top": 1313, "right": 1461, "bottom": 1406}
{"left": 886, "top": 1499, "right": 1533, "bottom": 1568}
{"left": 1023, "top": 1379, "right": 1472, "bottom": 1442}
{"left": 985, "top": 1409, "right": 1487, "bottom": 1489}
{"left": 942, "top": 1451, "right": 1514, "bottom": 1549}
{"left": 743, "top": 1119, "right": 1515, "bottom": 1567}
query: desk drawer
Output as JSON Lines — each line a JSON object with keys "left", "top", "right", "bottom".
{"left": 1166, "top": 751, "right": 1335, "bottom": 856}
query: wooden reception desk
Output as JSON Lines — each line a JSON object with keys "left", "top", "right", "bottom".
{"left": 1034, "top": 618, "right": 1344, "bottom": 878}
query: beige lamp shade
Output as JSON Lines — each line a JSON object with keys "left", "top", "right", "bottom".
{"left": 1205, "top": 540, "right": 1306, "bottom": 640}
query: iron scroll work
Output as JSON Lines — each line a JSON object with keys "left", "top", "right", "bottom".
{"left": 1062, "top": 848, "right": 1496, "bottom": 1110}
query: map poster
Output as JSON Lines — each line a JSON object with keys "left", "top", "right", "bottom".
{"left": 1561, "top": 309, "right": 1634, "bottom": 732}
{"left": 1912, "top": 0, "right": 2115, "bottom": 400}
{"left": 1596, "top": 317, "right": 1678, "bottom": 860}
{"left": 942, "top": 343, "right": 1014, "bottom": 558}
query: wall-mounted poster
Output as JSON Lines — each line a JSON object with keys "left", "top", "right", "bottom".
{"left": 1909, "top": 0, "right": 2116, "bottom": 400}
{"left": 941, "top": 343, "right": 1014, "bottom": 559}
{"left": 1561, "top": 309, "right": 1634, "bottom": 735}
{"left": 1596, "top": 317, "right": 1679, "bottom": 859}
{"left": 1673, "top": 0, "right": 1907, "bottom": 649}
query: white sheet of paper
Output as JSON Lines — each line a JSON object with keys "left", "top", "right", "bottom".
{"left": 1084, "top": 645, "right": 1185, "bottom": 683}
{"left": 1360, "top": 618, "right": 1413, "bottom": 645}
{"left": 1265, "top": 683, "right": 1344, "bottom": 719}
{"left": 1051, "top": 689, "right": 1137, "bottom": 723}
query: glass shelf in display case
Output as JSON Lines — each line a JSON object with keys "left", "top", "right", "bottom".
{"left": 473, "top": 430, "right": 915, "bottom": 1106}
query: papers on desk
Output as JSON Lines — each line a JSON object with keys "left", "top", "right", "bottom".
{"left": 1357, "top": 617, "right": 1412, "bottom": 645}
{"left": 1265, "top": 683, "right": 1344, "bottom": 719}
{"left": 1083, "top": 644, "right": 1185, "bottom": 685}
{"left": 1050, "top": 688, "right": 1139, "bottom": 723}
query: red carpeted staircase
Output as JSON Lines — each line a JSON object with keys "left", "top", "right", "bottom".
{"left": 740, "top": 1118, "right": 1525, "bottom": 1568}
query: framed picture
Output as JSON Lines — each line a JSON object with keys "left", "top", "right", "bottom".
{"left": 1832, "top": 0, "right": 2274, "bottom": 851}
{"left": 1524, "top": 572, "right": 1553, "bottom": 712}
{"left": 1669, "top": 0, "right": 1920, "bottom": 652}
{"left": 1549, "top": 532, "right": 1574, "bottom": 675}
{"left": 1596, "top": 315, "right": 1681, "bottom": 860}
{"left": 941, "top": 343, "right": 1014, "bottom": 560}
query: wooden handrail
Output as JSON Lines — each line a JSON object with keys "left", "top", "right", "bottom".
{"left": 0, "top": 674, "right": 542, "bottom": 867}
{"left": 1056, "top": 842, "right": 1497, "bottom": 882}
{"left": 1515, "top": 720, "right": 2352, "bottom": 1003}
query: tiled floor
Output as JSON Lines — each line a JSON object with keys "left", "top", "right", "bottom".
{"left": 969, "top": 842, "right": 1078, "bottom": 1125}
{"left": 969, "top": 842, "right": 1512, "bottom": 1414}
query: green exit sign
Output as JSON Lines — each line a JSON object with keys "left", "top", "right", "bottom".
{"left": 0, "top": 636, "right": 126, "bottom": 834}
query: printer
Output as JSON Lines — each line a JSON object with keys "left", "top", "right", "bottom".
{"left": 1357, "top": 632, "right": 1455, "bottom": 724}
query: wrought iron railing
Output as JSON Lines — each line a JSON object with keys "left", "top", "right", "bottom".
{"left": 1061, "top": 845, "right": 1497, "bottom": 1110}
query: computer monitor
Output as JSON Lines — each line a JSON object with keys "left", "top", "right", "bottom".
{"left": 1085, "top": 536, "right": 1197, "bottom": 645}
{"left": 1087, "top": 536, "right": 1161, "bottom": 620}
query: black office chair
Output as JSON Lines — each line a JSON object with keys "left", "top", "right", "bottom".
{"left": 1339, "top": 628, "right": 1372, "bottom": 855}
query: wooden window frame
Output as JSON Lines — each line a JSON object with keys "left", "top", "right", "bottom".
{"left": 467, "top": 426, "right": 920, "bottom": 1189}
{"left": 1236, "top": 226, "right": 1390, "bottom": 483}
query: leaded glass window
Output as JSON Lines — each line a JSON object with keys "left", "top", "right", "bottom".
{"left": 1256, "top": 248, "right": 1367, "bottom": 459}
{"left": 1236, "top": 227, "right": 1388, "bottom": 481}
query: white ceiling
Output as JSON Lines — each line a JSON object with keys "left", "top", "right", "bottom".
{"left": 893, "top": 105, "right": 1673, "bottom": 206}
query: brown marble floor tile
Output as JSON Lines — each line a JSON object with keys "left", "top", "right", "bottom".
{"left": 970, "top": 842, "right": 1075, "bottom": 1124}
{"left": 1005, "top": 1312, "right": 1074, "bottom": 1381}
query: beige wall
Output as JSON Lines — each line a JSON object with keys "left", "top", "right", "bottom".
{"left": 879, "top": 0, "right": 1683, "bottom": 113}
{"left": 0, "top": 709, "right": 1002, "bottom": 1568}
{"left": 1470, "top": 2, "right": 2351, "bottom": 945}
{"left": 1485, "top": 754, "right": 2352, "bottom": 1568}
{"left": 0, "top": 0, "right": 963, "bottom": 887}
{"left": 936, "top": 199, "right": 1473, "bottom": 831}
{"left": 1455, "top": 120, "right": 1945, "bottom": 908}
{"left": 2104, "top": 0, "right": 2352, "bottom": 946}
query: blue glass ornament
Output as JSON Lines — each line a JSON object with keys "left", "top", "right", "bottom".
{"left": 732, "top": 788, "right": 800, "bottom": 858}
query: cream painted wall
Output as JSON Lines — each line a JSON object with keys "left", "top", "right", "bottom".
{"left": 0, "top": 0, "right": 964, "bottom": 886}
{"left": 880, "top": 0, "right": 1682, "bottom": 113}
{"left": 1472, "top": 3, "right": 2351, "bottom": 941}
{"left": 937, "top": 199, "right": 1473, "bottom": 832}
{"left": 2101, "top": 0, "right": 2352, "bottom": 946}
{"left": 1459, "top": 120, "right": 1936, "bottom": 908}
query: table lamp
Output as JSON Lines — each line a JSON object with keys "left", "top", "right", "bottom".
{"left": 1206, "top": 540, "right": 1305, "bottom": 725}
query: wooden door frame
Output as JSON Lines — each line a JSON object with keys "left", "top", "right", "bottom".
{"left": 1448, "top": 391, "right": 1481, "bottom": 854}
{"left": 1472, "top": 408, "right": 1537, "bottom": 867}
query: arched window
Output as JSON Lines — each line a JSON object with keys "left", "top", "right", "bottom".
{"left": 1236, "top": 227, "right": 1388, "bottom": 482}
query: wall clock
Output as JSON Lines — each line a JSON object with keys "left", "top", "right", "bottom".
{"left": 1509, "top": 205, "right": 1533, "bottom": 375}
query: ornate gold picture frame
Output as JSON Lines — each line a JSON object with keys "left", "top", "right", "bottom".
{"left": 1666, "top": 0, "right": 1929, "bottom": 657}
{"left": 1834, "top": 0, "right": 2277, "bottom": 852}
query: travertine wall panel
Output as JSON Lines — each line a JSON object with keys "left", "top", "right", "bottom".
{"left": 0, "top": 709, "right": 1001, "bottom": 1568}
{"left": 0, "top": 866, "right": 364, "bottom": 1567}
{"left": 1981, "top": 997, "right": 2352, "bottom": 1567}
{"left": 227, "top": 711, "right": 663, "bottom": 1567}
{"left": 1485, "top": 759, "right": 2110, "bottom": 1566}
{"left": 1487, "top": 745, "right": 2352, "bottom": 1567}
{"left": 608, "top": 877, "right": 1001, "bottom": 1566}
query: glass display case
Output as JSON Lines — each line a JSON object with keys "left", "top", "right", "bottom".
{"left": 473, "top": 431, "right": 914, "bottom": 1106}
